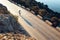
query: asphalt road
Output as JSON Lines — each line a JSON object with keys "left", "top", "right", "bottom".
{"left": 0, "top": 0, "right": 60, "bottom": 40}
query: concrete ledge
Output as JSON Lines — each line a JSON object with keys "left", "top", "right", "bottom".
{"left": 15, "top": 3, "right": 17, "bottom": 5}
{"left": 56, "top": 27, "right": 60, "bottom": 32}
{"left": 30, "top": 11, "right": 35, "bottom": 15}
{"left": 21, "top": 6, "right": 25, "bottom": 8}
{"left": 45, "top": 20, "right": 52, "bottom": 26}
{"left": 37, "top": 15, "right": 42, "bottom": 19}
{"left": 26, "top": 8, "right": 30, "bottom": 11}
{"left": 17, "top": 4, "right": 21, "bottom": 7}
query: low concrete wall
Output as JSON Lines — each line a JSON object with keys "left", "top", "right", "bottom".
{"left": 37, "top": 15, "right": 42, "bottom": 19}
{"left": 56, "top": 27, "right": 60, "bottom": 32}
{"left": 30, "top": 11, "right": 35, "bottom": 15}
{"left": 45, "top": 20, "right": 52, "bottom": 26}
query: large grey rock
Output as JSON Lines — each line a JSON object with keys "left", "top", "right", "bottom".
{"left": 0, "top": 14, "right": 21, "bottom": 33}
{"left": 0, "top": 4, "right": 23, "bottom": 33}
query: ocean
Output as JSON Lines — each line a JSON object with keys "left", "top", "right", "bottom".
{"left": 36, "top": 0, "right": 60, "bottom": 13}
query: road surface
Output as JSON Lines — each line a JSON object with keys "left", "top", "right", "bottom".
{"left": 0, "top": 0, "right": 60, "bottom": 40}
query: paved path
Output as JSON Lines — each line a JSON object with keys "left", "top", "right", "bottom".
{"left": 0, "top": 0, "right": 60, "bottom": 40}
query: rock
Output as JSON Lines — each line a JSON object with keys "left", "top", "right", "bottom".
{"left": 0, "top": 14, "right": 17, "bottom": 32}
